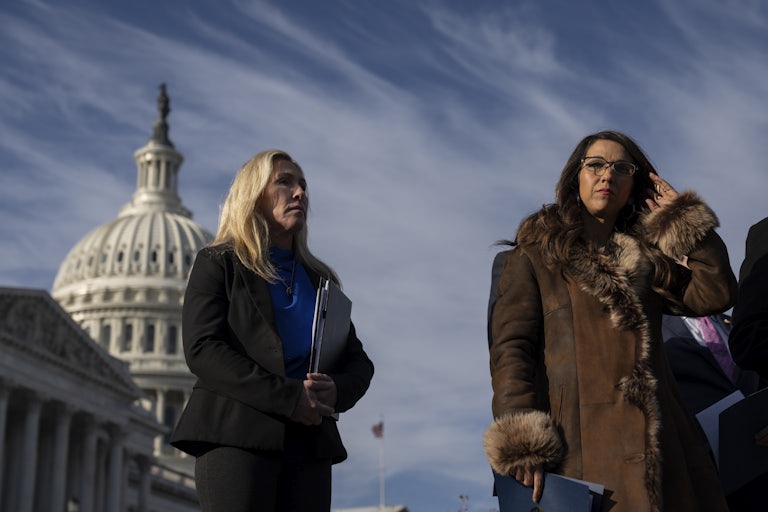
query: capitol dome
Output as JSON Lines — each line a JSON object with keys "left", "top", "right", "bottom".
{"left": 52, "top": 208, "right": 209, "bottom": 293}
{"left": 51, "top": 84, "right": 212, "bottom": 471}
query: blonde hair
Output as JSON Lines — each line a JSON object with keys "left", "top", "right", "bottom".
{"left": 211, "top": 149, "right": 339, "bottom": 284}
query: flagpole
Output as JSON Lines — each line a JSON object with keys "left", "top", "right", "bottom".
{"left": 372, "top": 416, "right": 385, "bottom": 509}
{"left": 378, "top": 432, "right": 385, "bottom": 508}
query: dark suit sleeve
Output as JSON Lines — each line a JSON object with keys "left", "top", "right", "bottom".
{"left": 729, "top": 253, "right": 768, "bottom": 379}
{"left": 330, "top": 321, "right": 374, "bottom": 413}
{"left": 739, "top": 216, "right": 768, "bottom": 281}
{"left": 182, "top": 248, "right": 302, "bottom": 417}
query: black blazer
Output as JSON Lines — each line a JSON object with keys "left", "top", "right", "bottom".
{"left": 739, "top": 216, "right": 768, "bottom": 282}
{"left": 662, "top": 314, "right": 759, "bottom": 416}
{"left": 170, "top": 246, "right": 374, "bottom": 463}
{"left": 730, "top": 252, "right": 768, "bottom": 382}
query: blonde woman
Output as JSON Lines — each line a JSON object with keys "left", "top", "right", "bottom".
{"left": 172, "top": 150, "right": 373, "bottom": 512}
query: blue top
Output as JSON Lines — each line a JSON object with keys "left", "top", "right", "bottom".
{"left": 266, "top": 246, "right": 315, "bottom": 379}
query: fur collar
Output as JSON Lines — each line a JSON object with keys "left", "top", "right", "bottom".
{"left": 566, "top": 231, "right": 663, "bottom": 509}
{"left": 568, "top": 232, "right": 651, "bottom": 331}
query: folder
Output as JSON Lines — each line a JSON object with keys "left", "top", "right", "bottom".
{"left": 718, "top": 387, "right": 768, "bottom": 493}
{"left": 493, "top": 471, "right": 604, "bottom": 512}
{"left": 695, "top": 390, "right": 744, "bottom": 469}
{"left": 309, "top": 277, "right": 351, "bottom": 374}
{"left": 695, "top": 387, "right": 768, "bottom": 493}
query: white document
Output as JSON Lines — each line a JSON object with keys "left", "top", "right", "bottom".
{"left": 695, "top": 389, "right": 745, "bottom": 467}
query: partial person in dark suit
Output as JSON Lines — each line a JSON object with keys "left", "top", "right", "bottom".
{"left": 730, "top": 253, "right": 768, "bottom": 384}
{"left": 731, "top": 216, "right": 768, "bottom": 380}
{"left": 738, "top": 216, "right": 768, "bottom": 282}
{"left": 725, "top": 217, "right": 768, "bottom": 511}
{"left": 170, "top": 150, "right": 374, "bottom": 512}
{"left": 663, "top": 312, "right": 767, "bottom": 512}
{"left": 662, "top": 313, "right": 759, "bottom": 417}
{"left": 729, "top": 218, "right": 768, "bottom": 456}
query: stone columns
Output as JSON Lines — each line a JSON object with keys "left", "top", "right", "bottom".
{"left": 18, "top": 390, "right": 43, "bottom": 512}
{"left": 105, "top": 425, "right": 125, "bottom": 512}
{"left": 79, "top": 417, "right": 98, "bottom": 512}
{"left": 136, "top": 455, "right": 152, "bottom": 512}
{"left": 49, "top": 403, "right": 74, "bottom": 512}
{"left": 0, "top": 381, "right": 10, "bottom": 505}
{"left": 154, "top": 389, "right": 166, "bottom": 454}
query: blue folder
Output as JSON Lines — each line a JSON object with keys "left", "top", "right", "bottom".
{"left": 493, "top": 471, "right": 604, "bottom": 512}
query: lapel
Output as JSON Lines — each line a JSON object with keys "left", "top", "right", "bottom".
{"left": 232, "top": 257, "right": 278, "bottom": 333}
{"left": 662, "top": 315, "right": 692, "bottom": 341}
{"left": 565, "top": 232, "right": 651, "bottom": 333}
{"left": 714, "top": 315, "right": 758, "bottom": 392}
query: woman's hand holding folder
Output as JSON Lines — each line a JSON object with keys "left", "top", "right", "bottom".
{"left": 515, "top": 464, "right": 545, "bottom": 503}
{"left": 290, "top": 375, "right": 336, "bottom": 425}
{"left": 307, "top": 372, "right": 338, "bottom": 414}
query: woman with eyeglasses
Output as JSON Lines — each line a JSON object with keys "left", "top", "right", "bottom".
{"left": 484, "top": 131, "right": 735, "bottom": 511}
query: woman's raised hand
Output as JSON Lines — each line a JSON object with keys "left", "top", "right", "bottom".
{"left": 646, "top": 173, "right": 679, "bottom": 211}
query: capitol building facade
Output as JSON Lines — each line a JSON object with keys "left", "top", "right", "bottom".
{"left": 1, "top": 85, "right": 209, "bottom": 512}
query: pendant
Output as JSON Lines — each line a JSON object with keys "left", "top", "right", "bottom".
{"left": 286, "top": 286, "right": 293, "bottom": 297}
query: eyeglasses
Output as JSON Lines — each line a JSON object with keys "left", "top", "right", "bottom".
{"left": 580, "top": 156, "right": 637, "bottom": 177}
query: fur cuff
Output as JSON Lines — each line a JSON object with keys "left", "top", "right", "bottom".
{"left": 642, "top": 191, "right": 719, "bottom": 260}
{"left": 483, "top": 410, "right": 565, "bottom": 476}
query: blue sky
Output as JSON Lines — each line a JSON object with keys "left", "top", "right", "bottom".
{"left": 2, "top": 1, "right": 767, "bottom": 511}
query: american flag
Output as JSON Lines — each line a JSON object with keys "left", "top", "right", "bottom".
{"left": 371, "top": 420, "right": 383, "bottom": 438}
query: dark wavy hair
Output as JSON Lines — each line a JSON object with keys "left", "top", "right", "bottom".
{"left": 509, "top": 130, "right": 674, "bottom": 288}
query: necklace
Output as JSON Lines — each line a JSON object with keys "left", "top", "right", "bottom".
{"left": 284, "top": 258, "right": 298, "bottom": 298}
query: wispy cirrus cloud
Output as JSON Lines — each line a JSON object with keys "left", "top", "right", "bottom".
{"left": 1, "top": 1, "right": 767, "bottom": 510}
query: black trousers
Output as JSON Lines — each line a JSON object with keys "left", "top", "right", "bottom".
{"left": 194, "top": 427, "right": 332, "bottom": 512}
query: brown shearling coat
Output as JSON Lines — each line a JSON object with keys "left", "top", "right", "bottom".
{"left": 484, "top": 192, "right": 737, "bottom": 512}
